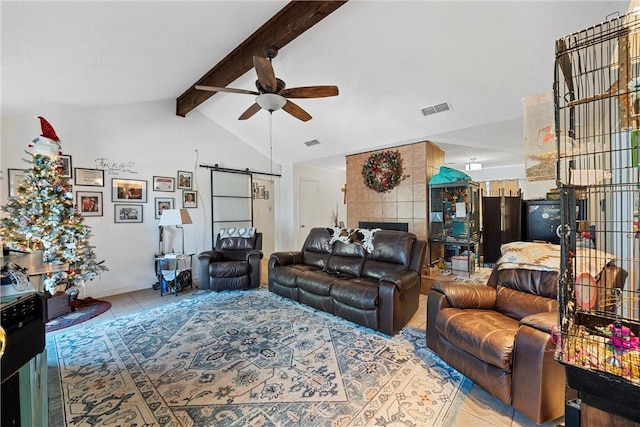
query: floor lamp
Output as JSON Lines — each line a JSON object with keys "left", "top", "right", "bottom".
{"left": 158, "top": 209, "right": 192, "bottom": 254}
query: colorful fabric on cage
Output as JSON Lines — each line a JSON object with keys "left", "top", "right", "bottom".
{"left": 497, "top": 241, "right": 615, "bottom": 278}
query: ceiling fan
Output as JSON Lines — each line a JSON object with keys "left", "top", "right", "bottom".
{"left": 195, "top": 46, "right": 338, "bottom": 122}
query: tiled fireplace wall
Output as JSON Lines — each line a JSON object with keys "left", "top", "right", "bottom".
{"left": 345, "top": 141, "right": 444, "bottom": 267}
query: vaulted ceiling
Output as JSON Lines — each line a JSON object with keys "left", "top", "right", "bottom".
{"left": 1, "top": 1, "right": 630, "bottom": 172}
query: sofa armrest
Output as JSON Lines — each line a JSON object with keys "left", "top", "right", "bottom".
{"left": 198, "top": 251, "right": 224, "bottom": 290}
{"left": 512, "top": 311, "right": 565, "bottom": 423}
{"left": 520, "top": 311, "right": 558, "bottom": 334}
{"left": 270, "top": 251, "right": 303, "bottom": 267}
{"left": 431, "top": 281, "right": 497, "bottom": 309}
{"left": 380, "top": 270, "right": 420, "bottom": 291}
{"left": 198, "top": 250, "right": 224, "bottom": 263}
{"left": 246, "top": 249, "right": 264, "bottom": 261}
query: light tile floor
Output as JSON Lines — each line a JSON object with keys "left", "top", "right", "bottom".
{"left": 49, "top": 285, "right": 564, "bottom": 427}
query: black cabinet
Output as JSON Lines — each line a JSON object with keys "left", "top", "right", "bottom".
{"left": 482, "top": 194, "right": 522, "bottom": 264}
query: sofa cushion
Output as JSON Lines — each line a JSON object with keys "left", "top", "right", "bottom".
{"left": 219, "top": 236, "right": 256, "bottom": 251}
{"left": 495, "top": 268, "right": 558, "bottom": 299}
{"left": 301, "top": 228, "right": 332, "bottom": 269}
{"left": 368, "top": 231, "right": 415, "bottom": 265}
{"left": 435, "top": 308, "right": 519, "bottom": 371}
{"left": 270, "top": 264, "right": 320, "bottom": 288}
{"left": 327, "top": 241, "right": 366, "bottom": 276}
{"left": 297, "top": 270, "right": 343, "bottom": 296}
{"left": 303, "top": 251, "right": 331, "bottom": 269}
{"left": 361, "top": 260, "right": 407, "bottom": 280}
{"left": 209, "top": 261, "right": 250, "bottom": 278}
{"left": 361, "top": 231, "right": 416, "bottom": 278}
{"left": 494, "top": 286, "right": 557, "bottom": 320}
{"left": 331, "top": 278, "right": 379, "bottom": 310}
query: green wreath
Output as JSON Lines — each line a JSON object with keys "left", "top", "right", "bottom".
{"left": 361, "top": 150, "right": 407, "bottom": 193}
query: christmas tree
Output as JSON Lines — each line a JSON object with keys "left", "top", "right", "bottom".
{"left": 0, "top": 117, "right": 107, "bottom": 296}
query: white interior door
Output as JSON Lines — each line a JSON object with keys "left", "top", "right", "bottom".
{"left": 298, "top": 179, "right": 320, "bottom": 247}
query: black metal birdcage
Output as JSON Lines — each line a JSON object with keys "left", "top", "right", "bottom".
{"left": 554, "top": 12, "right": 640, "bottom": 422}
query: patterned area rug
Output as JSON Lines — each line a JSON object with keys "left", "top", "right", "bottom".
{"left": 45, "top": 297, "right": 112, "bottom": 332}
{"left": 47, "top": 288, "right": 471, "bottom": 426}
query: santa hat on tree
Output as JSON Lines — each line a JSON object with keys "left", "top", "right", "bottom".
{"left": 29, "top": 116, "right": 62, "bottom": 157}
{"left": 37, "top": 116, "right": 60, "bottom": 141}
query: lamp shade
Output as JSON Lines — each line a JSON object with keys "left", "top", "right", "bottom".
{"left": 256, "top": 93, "right": 287, "bottom": 112}
{"left": 158, "top": 209, "right": 192, "bottom": 226}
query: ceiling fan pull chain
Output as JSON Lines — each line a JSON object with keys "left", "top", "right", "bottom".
{"left": 269, "top": 112, "right": 273, "bottom": 177}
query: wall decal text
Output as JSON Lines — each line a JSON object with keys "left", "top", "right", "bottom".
{"left": 95, "top": 158, "right": 138, "bottom": 176}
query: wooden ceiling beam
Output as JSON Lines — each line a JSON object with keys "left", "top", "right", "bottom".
{"left": 176, "top": 1, "right": 348, "bottom": 117}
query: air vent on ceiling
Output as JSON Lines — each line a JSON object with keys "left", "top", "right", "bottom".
{"left": 421, "top": 102, "right": 452, "bottom": 116}
{"left": 304, "top": 139, "right": 320, "bottom": 147}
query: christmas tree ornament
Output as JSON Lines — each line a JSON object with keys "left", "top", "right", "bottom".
{"left": 29, "top": 116, "right": 62, "bottom": 157}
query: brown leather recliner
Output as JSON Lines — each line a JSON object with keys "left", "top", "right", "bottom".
{"left": 198, "top": 232, "right": 263, "bottom": 291}
{"left": 427, "top": 266, "right": 565, "bottom": 424}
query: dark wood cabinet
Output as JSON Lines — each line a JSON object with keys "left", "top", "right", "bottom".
{"left": 482, "top": 193, "right": 521, "bottom": 264}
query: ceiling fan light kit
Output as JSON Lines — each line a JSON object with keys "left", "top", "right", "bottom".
{"left": 256, "top": 93, "right": 287, "bottom": 112}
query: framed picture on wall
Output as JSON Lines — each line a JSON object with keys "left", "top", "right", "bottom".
{"left": 112, "top": 178, "right": 147, "bottom": 203}
{"left": 177, "top": 171, "right": 192, "bottom": 189}
{"left": 183, "top": 190, "right": 197, "bottom": 208}
{"left": 56, "top": 154, "right": 73, "bottom": 178}
{"left": 74, "top": 168, "right": 104, "bottom": 187}
{"left": 153, "top": 176, "right": 175, "bottom": 192}
{"left": 114, "top": 204, "right": 143, "bottom": 223}
{"left": 77, "top": 191, "right": 103, "bottom": 217}
{"left": 7, "top": 168, "right": 27, "bottom": 197}
{"left": 155, "top": 197, "right": 174, "bottom": 219}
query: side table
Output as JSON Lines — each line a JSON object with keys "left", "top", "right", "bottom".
{"left": 156, "top": 253, "right": 194, "bottom": 296}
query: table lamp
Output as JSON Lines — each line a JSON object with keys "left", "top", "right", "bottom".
{"left": 158, "top": 209, "right": 192, "bottom": 254}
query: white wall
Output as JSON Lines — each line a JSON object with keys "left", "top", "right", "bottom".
{"left": 1, "top": 100, "right": 285, "bottom": 297}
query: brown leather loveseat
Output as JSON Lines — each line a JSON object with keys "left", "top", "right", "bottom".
{"left": 268, "top": 227, "right": 426, "bottom": 336}
{"left": 427, "top": 241, "right": 628, "bottom": 424}
{"left": 427, "top": 266, "right": 564, "bottom": 424}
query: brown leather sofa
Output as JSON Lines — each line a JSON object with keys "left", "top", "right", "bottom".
{"left": 268, "top": 227, "right": 426, "bottom": 336}
{"left": 428, "top": 266, "right": 564, "bottom": 424}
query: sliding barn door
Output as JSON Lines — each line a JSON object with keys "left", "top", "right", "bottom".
{"left": 210, "top": 170, "right": 252, "bottom": 247}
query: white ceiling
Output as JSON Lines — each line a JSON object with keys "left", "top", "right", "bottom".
{"left": 1, "top": 1, "right": 630, "bottom": 172}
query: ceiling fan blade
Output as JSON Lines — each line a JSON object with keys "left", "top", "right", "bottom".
{"left": 283, "top": 100, "right": 312, "bottom": 122}
{"left": 238, "top": 103, "right": 262, "bottom": 120}
{"left": 280, "top": 86, "right": 339, "bottom": 98}
{"left": 195, "top": 85, "right": 259, "bottom": 95}
{"left": 253, "top": 56, "right": 277, "bottom": 92}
